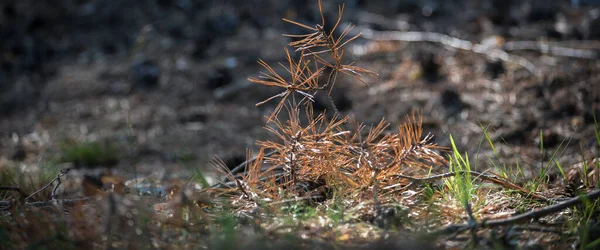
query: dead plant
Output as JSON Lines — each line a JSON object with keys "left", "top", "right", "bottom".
{"left": 225, "top": 0, "right": 448, "bottom": 212}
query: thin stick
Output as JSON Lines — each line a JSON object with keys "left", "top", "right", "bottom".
{"left": 228, "top": 150, "right": 277, "bottom": 177}
{"left": 213, "top": 172, "right": 287, "bottom": 189}
{"left": 354, "top": 26, "right": 538, "bottom": 75}
{"left": 212, "top": 150, "right": 278, "bottom": 189}
{"left": 236, "top": 179, "right": 252, "bottom": 200}
{"left": 355, "top": 13, "right": 598, "bottom": 60}
{"left": 51, "top": 177, "right": 62, "bottom": 200}
{"left": 24, "top": 168, "right": 71, "bottom": 202}
{"left": 391, "top": 170, "right": 549, "bottom": 201}
{"left": 432, "top": 188, "right": 600, "bottom": 235}
{"left": 512, "top": 225, "right": 566, "bottom": 234}
{"left": 502, "top": 41, "right": 598, "bottom": 59}
{"left": 267, "top": 195, "right": 325, "bottom": 206}
{"left": 27, "top": 197, "right": 91, "bottom": 207}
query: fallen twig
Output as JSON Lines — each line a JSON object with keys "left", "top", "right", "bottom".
{"left": 212, "top": 150, "right": 278, "bottom": 188}
{"left": 389, "top": 170, "right": 550, "bottom": 201}
{"left": 213, "top": 172, "right": 288, "bottom": 189}
{"left": 352, "top": 26, "right": 538, "bottom": 75}
{"left": 431, "top": 188, "right": 600, "bottom": 236}
{"left": 24, "top": 168, "right": 71, "bottom": 202}
{"left": 511, "top": 225, "right": 566, "bottom": 235}
{"left": 229, "top": 150, "right": 277, "bottom": 177}
{"left": 502, "top": 40, "right": 598, "bottom": 59}
{"left": 267, "top": 195, "right": 325, "bottom": 206}
{"left": 27, "top": 197, "right": 91, "bottom": 207}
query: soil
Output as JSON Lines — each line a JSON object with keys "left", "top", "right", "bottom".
{"left": 1, "top": 0, "right": 599, "bottom": 183}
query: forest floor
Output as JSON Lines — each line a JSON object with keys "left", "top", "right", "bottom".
{"left": 1, "top": 0, "right": 600, "bottom": 249}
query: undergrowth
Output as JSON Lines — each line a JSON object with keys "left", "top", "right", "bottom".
{"left": 1, "top": 1, "right": 600, "bottom": 249}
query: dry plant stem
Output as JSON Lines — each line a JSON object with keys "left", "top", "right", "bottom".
{"left": 502, "top": 41, "right": 598, "bottom": 59}
{"left": 356, "top": 11, "right": 598, "bottom": 59}
{"left": 236, "top": 178, "right": 252, "bottom": 200}
{"left": 24, "top": 168, "right": 71, "bottom": 202}
{"left": 51, "top": 176, "right": 62, "bottom": 200}
{"left": 325, "top": 70, "right": 340, "bottom": 116}
{"left": 355, "top": 27, "right": 538, "bottom": 75}
{"left": 464, "top": 202, "right": 478, "bottom": 246}
{"left": 216, "top": 150, "right": 277, "bottom": 185}
{"left": 542, "top": 40, "right": 600, "bottom": 49}
{"left": 370, "top": 169, "right": 380, "bottom": 208}
{"left": 391, "top": 170, "right": 549, "bottom": 201}
{"left": 213, "top": 172, "right": 288, "bottom": 189}
{"left": 512, "top": 225, "right": 566, "bottom": 235}
{"left": 267, "top": 195, "right": 325, "bottom": 206}
{"left": 28, "top": 197, "right": 91, "bottom": 207}
{"left": 432, "top": 188, "right": 600, "bottom": 236}
{"left": 262, "top": 0, "right": 376, "bottom": 120}
{"left": 288, "top": 137, "right": 300, "bottom": 188}
{"left": 105, "top": 193, "right": 116, "bottom": 249}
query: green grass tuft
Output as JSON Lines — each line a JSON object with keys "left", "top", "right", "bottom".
{"left": 57, "top": 140, "right": 119, "bottom": 168}
{"left": 445, "top": 134, "right": 475, "bottom": 206}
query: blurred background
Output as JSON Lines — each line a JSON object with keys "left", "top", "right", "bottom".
{"left": 0, "top": 0, "right": 599, "bottom": 180}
